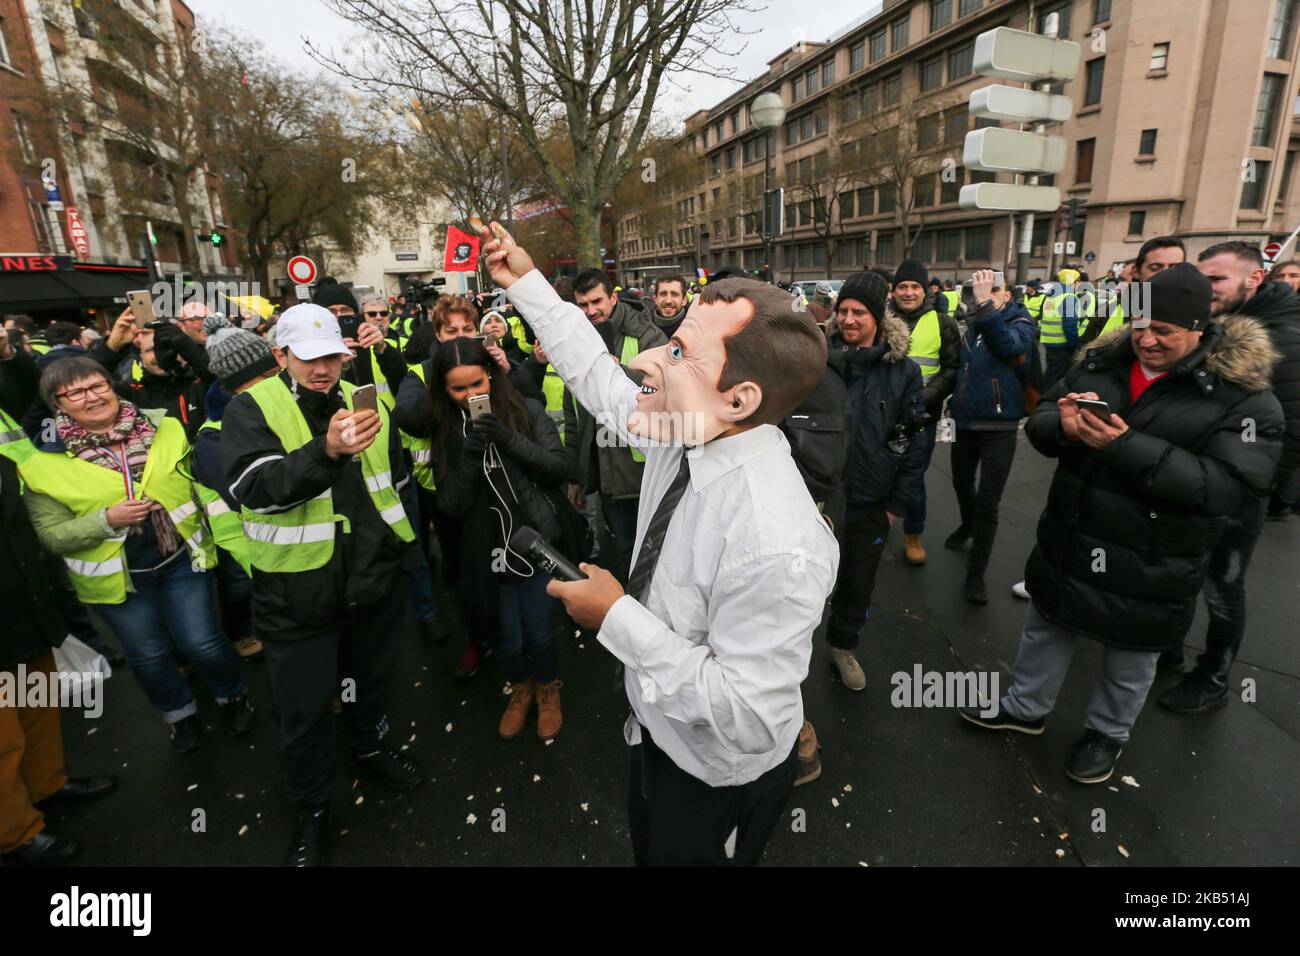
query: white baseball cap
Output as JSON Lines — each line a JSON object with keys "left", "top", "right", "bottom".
{"left": 273, "top": 304, "right": 351, "bottom": 360}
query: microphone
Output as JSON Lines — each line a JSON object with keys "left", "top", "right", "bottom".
{"left": 509, "top": 526, "right": 587, "bottom": 582}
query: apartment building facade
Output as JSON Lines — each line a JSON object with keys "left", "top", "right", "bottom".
{"left": 617, "top": 0, "right": 1300, "bottom": 286}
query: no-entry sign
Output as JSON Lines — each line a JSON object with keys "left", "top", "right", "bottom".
{"left": 1263, "top": 241, "right": 1282, "bottom": 261}
{"left": 287, "top": 255, "right": 317, "bottom": 285}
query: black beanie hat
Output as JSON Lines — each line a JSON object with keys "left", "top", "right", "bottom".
{"left": 311, "top": 277, "right": 358, "bottom": 314}
{"left": 837, "top": 270, "right": 889, "bottom": 321}
{"left": 1144, "top": 262, "right": 1212, "bottom": 330}
{"left": 893, "top": 259, "right": 928, "bottom": 289}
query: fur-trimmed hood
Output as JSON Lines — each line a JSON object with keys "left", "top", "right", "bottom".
{"left": 1074, "top": 313, "right": 1278, "bottom": 393}
{"left": 824, "top": 311, "right": 912, "bottom": 363}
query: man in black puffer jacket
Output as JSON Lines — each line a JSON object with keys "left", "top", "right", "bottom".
{"left": 1152, "top": 242, "right": 1300, "bottom": 714}
{"left": 819, "top": 271, "right": 928, "bottom": 692}
{"left": 961, "top": 264, "right": 1283, "bottom": 785}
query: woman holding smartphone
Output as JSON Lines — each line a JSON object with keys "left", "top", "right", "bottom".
{"left": 428, "top": 337, "right": 570, "bottom": 740}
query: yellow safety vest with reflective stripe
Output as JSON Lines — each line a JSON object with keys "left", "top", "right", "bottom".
{"left": 1039, "top": 292, "right": 1095, "bottom": 347}
{"left": 943, "top": 290, "right": 960, "bottom": 313}
{"left": 541, "top": 365, "right": 565, "bottom": 444}
{"left": 240, "top": 376, "right": 414, "bottom": 572}
{"left": 193, "top": 419, "right": 251, "bottom": 576}
{"left": 0, "top": 407, "right": 35, "bottom": 465}
{"left": 367, "top": 349, "right": 397, "bottom": 412}
{"left": 1023, "top": 293, "right": 1047, "bottom": 320}
{"left": 18, "top": 416, "right": 216, "bottom": 605}
{"left": 509, "top": 314, "right": 534, "bottom": 355}
{"left": 907, "top": 311, "right": 942, "bottom": 384}
{"left": 405, "top": 363, "right": 436, "bottom": 492}
{"left": 619, "top": 336, "right": 645, "bottom": 463}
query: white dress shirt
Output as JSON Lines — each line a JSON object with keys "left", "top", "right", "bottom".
{"left": 507, "top": 271, "right": 839, "bottom": 787}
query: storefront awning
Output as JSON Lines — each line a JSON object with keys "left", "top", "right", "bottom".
{"left": 0, "top": 259, "right": 150, "bottom": 314}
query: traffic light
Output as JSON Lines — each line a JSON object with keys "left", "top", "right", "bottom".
{"left": 209, "top": 231, "right": 224, "bottom": 247}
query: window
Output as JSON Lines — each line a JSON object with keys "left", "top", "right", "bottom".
{"left": 710, "top": 153, "right": 721, "bottom": 177}
{"left": 914, "top": 173, "right": 937, "bottom": 208}
{"left": 940, "top": 168, "right": 963, "bottom": 204}
{"left": 1139, "top": 129, "right": 1157, "bottom": 155}
{"left": 918, "top": 114, "right": 941, "bottom": 149}
{"left": 876, "top": 231, "right": 896, "bottom": 264}
{"left": 879, "top": 182, "right": 897, "bottom": 213}
{"left": 1269, "top": 0, "right": 1297, "bottom": 59}
{"left": 1084, "top": 58, "right": 1105, "bottom": 106}
{"left": 725, "top": 147, "right": 736, "bottom": 170}
{"left": 883, "top": 73, "right": 902, "bottom": 106}
{"left": 850, "top": 41, "right": 865, "bottom": 72}
{"left": 841, "top": 94, "right": 861, "bottom": 124}
{"left": 912, "top": 233, "right": 934, "bottom": 262}
{"left": 784, "top": 121, "right": 797, "bottom": 146}
{"left": 930, "top": 0, "right": 952, "bottom": 32}
{"left": 891, "top": 17, "right": 909, "bottom": 51}
{"left": 1280, "top": 150, "right": 1298, "bottom": 201}
{"left": 1241, "top": 160, "right": 1271, "bottom": 209}
{"left": 1093, "top": 0, "right": 1112, "bottom": 23}
{"left": 807, "top": 68, "right": 820, "bottom": 96}
{"left": 714, "top": 120, "right": 724, "bottom": 142}
{"left": 1254, "top": 74, "right": 1285, "bottom": 146}
{"left": 857, "top": 187, "right": 875, "bottom": 217}
{"left": 800, "top": 113, "right": 814, "bottom": 139}
{"left": 960, "top": 0, "right": 982, "bottom": 15}
{"left": 937, "top": 229, "right": 961, "bottom": 260}
{"left": 1075, "top": 138, "right": 1096, "bottom": 183}
{"left": 841, "top": 190, "right": 856, "bottom": 220}
{"left": 1037, "top": 2, "right": 1072, "bottom": 38}
{"left": 824, "top": 61, "right": 835, "bottom": 87}
{"left": 1127, "top": 211, "right": 1146, "bottom": 235}
{"left": 793, "top": 75, "right": 803, "bottom": 101}
{"left": 730, "top": 110, "right": 740, "bottom": 135}
{"left": 1147, "top": 42, "right": 1170, "bottom": 72}
{"left": 870, "top": 29, "right": 887, "bottom": 62}
{"left": 11, "top": 112, "right": 34, "bottom": 164}
{"left": 816, "top": 111, "right": 829, "bottom": 135}
{"left": 944, "top": 107, "right": 968, "bottom": 144}
{"left": 921, "top": 56, "right": 944, "bottom": 91}
{"left": 965, "top": 225, "right": 992, "bottom": 261}
{"left": 949, "top": 42, "right": 974, "bottom": 80}
{"left": 837, "top": 236, "right": 868, "bottom": 268}
{"left": 1032, "top": 217, "right": 1050, "bottom": 254}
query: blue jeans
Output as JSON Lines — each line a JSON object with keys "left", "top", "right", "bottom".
{"left": 498, "top": 573, "right": 558, "bottom": 684}
{"left": 903, "top": 421, "right": 938, "bottom": 536}
{"left": 94, "top": 558, "right": 246, "bottom": 724}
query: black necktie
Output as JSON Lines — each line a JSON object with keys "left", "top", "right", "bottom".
{"left": 625, "top": 450, "right": 692, "bottom": 603}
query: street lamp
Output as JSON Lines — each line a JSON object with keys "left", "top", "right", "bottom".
{"left": 751, "top": 91, "right": 786, "bottom": 284}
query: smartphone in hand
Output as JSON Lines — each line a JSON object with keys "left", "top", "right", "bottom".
{"left": 337, "top": 313, "right": 362, "bottom": 342}
{"left": 351, "top": 383, "right": 378, "bottom": 414}
{"left": 468, "top": 393, "right": 492, "bottom": 421}
{"left": 1075, "top": 398, "right": 1113, "bottom": 417}
{"left": 127, "top": 290, "right": 156, "bottom": 328}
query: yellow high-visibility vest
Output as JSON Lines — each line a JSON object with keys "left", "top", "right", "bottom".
{"left": 907, "top": 311, "right": 942, "bottom": 383}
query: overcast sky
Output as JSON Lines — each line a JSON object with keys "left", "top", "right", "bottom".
{"left": 185, "top": 0, "right": 880, "bottom": 125}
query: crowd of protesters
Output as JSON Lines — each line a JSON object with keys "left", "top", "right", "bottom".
{"left": 1, "top": 227, "right": 1297, "bottom": 866}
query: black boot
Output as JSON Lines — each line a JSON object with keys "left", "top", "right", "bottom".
{"left": 1066, "top": 728, "right": 1124, "bottom": 784}
{"left": 353, "top": 748, "right": 425, "bottom": 791}
{"left": 963, "top": 571, "right": 988, "bottom": 604}
{"left": 169, "top": 715, "right": 203, "bottom": 753}
{"left": 944, "top": 526, "right": 971, "bottom": 550}
{"left": 284, "top": 804, "right": 330, "bottom": 867}
{"left": 219, "top": 690, "right": 256, "bottom": 737}
{"left": 1157, "top": 648, "right": 1185, "bottom": 673}
{"left": 421, "top": 616, "right": 453, "bottom": 644}
{"left": 3, "top": 831, "right": 80, "bottom": 865}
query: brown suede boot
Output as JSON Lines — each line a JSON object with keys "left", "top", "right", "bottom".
{"left": 904, "top": 533, "right": 927, "bottom": 565}
{"left": 498, "top": 679, "right": 535, "bottom": 739}
{"left": 794, "top": 719, "right": 822, "bottom": 787}
{"left": 535, "top": 680, "right": 564, "bottom": 741}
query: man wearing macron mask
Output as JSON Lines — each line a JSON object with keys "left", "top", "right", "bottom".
{"left": 479, "top": 222, "right": 839, "bottom": 867}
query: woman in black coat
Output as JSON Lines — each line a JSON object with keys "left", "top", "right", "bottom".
{"left": 428, "top": 337, "right": 570, "bottom": 741}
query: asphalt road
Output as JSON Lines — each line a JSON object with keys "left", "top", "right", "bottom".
{"left": 42, "top": 433, "right": 1300, "bottom": 867}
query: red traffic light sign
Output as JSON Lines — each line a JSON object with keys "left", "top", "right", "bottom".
{"left": 287, "top": 255, "right": 317, "bottom": 285}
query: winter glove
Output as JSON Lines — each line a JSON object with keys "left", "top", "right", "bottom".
{"left": 461, "top": 427, "right": 488, "bottom": 461}
{"left": 470, "top": 412, "right": 513, "bottom": 449}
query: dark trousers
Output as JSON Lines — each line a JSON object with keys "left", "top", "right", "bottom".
{"left": 498, "top": 573, "right": 558, "bottom": 683}
{"left": 629, "top": 728, "right": 796, "bottom": 866}
{"left": 1044, "top": 347, "right": 1074, "bottom": 393}
{"left": 1195, "top": 506, "right": 1261, "bottom": 685}
{"left": 902, "top": 421, "right": 938, "bottom": 536}
{"left": 261, "top": 589, "right": 406, "bottom": 806}
{"left": 602, "top": 496, "right": 640, "bottom": 582}
{"left": 950, "top": 429, "right": 1019, "bottom": 573}
{"left": 826, "top": 506, "right": 890, "bottom": 650}
{"left": 213, "top": 550, "right": 252, "bottom": 642}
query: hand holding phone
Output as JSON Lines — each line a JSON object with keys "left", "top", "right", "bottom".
{"left": 467, "top": 393, "right": 492, "bottom": 421}
{"left": 1075, "top": 398, "right": 1112, "bottom": 417}
{"left": 351, "top": 383, "right": 378, "bottom": 414}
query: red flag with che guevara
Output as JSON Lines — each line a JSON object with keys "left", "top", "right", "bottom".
{"left": 444, "top": 226, "right": 481, "bottom": 272}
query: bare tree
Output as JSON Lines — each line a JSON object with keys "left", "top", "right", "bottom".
{"left": 311, "top": 0, "right": 752, "bottom": 268}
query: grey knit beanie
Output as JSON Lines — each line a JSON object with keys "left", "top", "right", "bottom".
{"left": 204, "top": 314, "right": 277, "bottom": 390}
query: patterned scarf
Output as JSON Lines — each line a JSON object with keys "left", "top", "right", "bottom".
{"left": 57, "top": 402, "right": 183, "bottom": 555}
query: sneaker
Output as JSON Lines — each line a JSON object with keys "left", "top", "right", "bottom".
{"left": 170, "top": 714, "right": 204, "bottom": 753}
{"left": 453, "top": 639, "right": 481, "bottom": 681}
{"left": 535, "top": 680, "right": 564, "bottom": 741}
{"left": 904, "top": 533, "right": 927, "bottom": 566}
{"left": 1158, "top": 670, "right": 1229, "bottom": 715}
{"left": 1066, "top": 728, "right": 1124, "bottom": 784}
{"left": 1010, "top": 580, "right": 1030, "bottom": 599}
{"left": 829, "top": 647, "right": 866, "bottom": 691}
{"left": 1157, "top": 648, "right": 1185, "bottom": 673}
{"left": 944, "top": 526, "right": 971, "bottom": 551}
{"left": 353, "top": 747, "right": 425, "bottom": 791}
{"left": 958, "top": 703, "right": 1045, "bottom": 735}
{"left": 963, "top": 572, "right": 989, "bottom": 605}
{"left": 794, "top": 720, "right": 822, "bottom": 787}
{"left": 421, "top": 617, "right": 453, "bottom": 645}
{"left": 234, "top": 637, "right": 264, "bottom": 662}
{"left": 498, "top": 678, "right": 535, "bottom": 739}
{"left": 284, "top": 804, "right": 330, "bottom": 867}
{"left": 219, "top": 690, "right": 256, "bottom": 737}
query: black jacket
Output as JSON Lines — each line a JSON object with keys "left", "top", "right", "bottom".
{"left": 888, "top": 293, "right": 961, "bottom": 418}
{"left": 1024, "top": 316, "right": 1284, "bottom": 652}
{"left": 0, "top": 456, "right": 69, "bottom": 670}
{"left": 221, "top": 370, "right": 415, "bottom": 639}
{"left": 90, "top": 335, "right": 210, "bottom": 441}
{"left": 1236, "top": 281, "right": 1300, "bottom": 501}
{"left": 0, "top": 347, "right": 39, "bottom": 427}
{"left": 826, "top": 313, "right": 929, "bottom": 516}
{"left": 392, "top": 355, "right": 543, "bottom": 440}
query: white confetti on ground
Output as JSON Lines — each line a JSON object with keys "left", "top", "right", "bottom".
{"left": 1059, "top": 832, "right": 1069, "bottom": 840}
{"left": 445, "top": 723, "right": 454, "bottom": 732}
{"left": 1032, "top": 816, "right": 1040, "bottom": 824}
{"left": 1108, "top": 786, "right": 1119, "bottom": 792}
{"left": 235, "top": 793, "right": 245, "bottom": 800}
{"left": 355, "top": 796, "right": 364, "bottom": 806}
{"left": 187, "top": 784, "right": 198, "bottom": 792}
{"left": 466, "top": 813, "right": 477, "bottom": 825}
{"left": 409, "top": 733, "right": 416, "bottom": 743}
{"left": 533, "top": 774, "right": 541, "bottom": 782}
{"left": 238, "top": 825, "right": 249, "bottom": 837}
{"left": 1055, "top": 848, "right": 1065, "bottom": 859}
{"left": 545, "top": 739, "right": 555, "bottom": 746}
{"left": 843, "top": 784, "right": 853, "bottom": 792}
{"left": 1118, "top": 845, "right": 1131, "bottom": 858}
{"left": 495, "top": 787, "right": 502, "bottom": 794}
{"left": 581, "top": 802, "right": 589, "bottom": 812}
{"left": 1121, "top": 775, "right": 1140, "bottom": 788}
{"left": 87, "top": 727, "right": 97, "bottom": 736}
{"left": 467, "top": 794, "right": 474, "bottom": 801}
{"left": 831, "top": 797, "right": 840, "bottom": 807}
{"left": 858, "top": 861, "right": 869, "bottom": 867}
{"left": 414, "top": 681, "right": 422, "bottom": 688}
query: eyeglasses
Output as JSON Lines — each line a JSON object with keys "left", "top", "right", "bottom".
{"left": 365, "top": 310, "right": 390, "bottom": 318}
{"left": 57, "top": 380, "right": 113, "bottom": 403}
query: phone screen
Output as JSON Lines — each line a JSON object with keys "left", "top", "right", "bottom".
{"left": 127, "top": 290, "right": 156, "bottom": 327}
{"left": 351, "top": 384, "right": 378, "bottom": 414}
